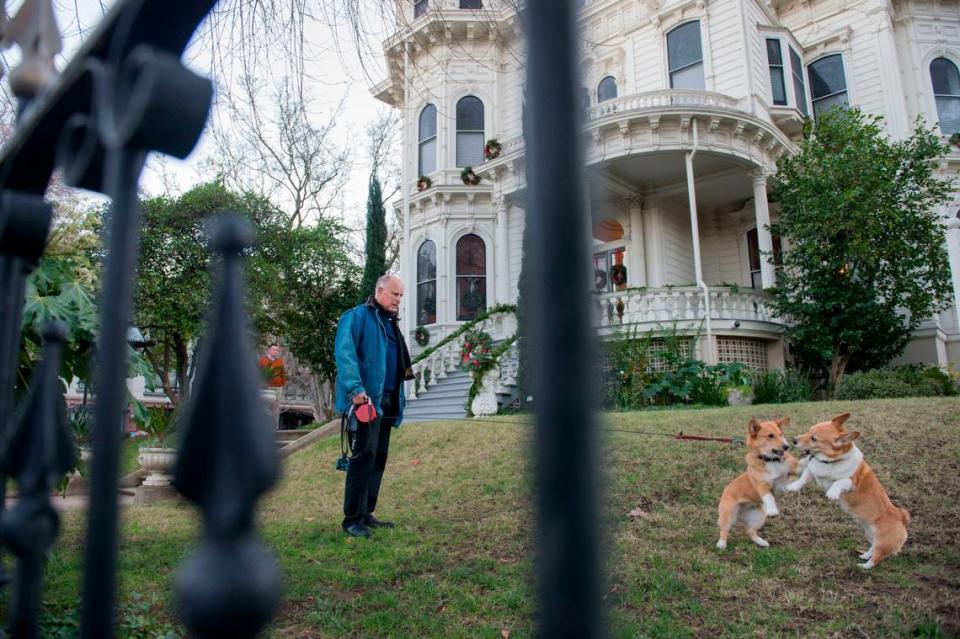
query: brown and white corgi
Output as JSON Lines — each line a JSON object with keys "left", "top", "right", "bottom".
{"left": 786, "top": 412, "right": 910, "bottom": 569}
{"left": 716, "top": 417, "right": 801, "bottom": 550}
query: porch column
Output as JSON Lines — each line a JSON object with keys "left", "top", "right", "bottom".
{"left": 945, "top": 210, "right": 960, "bottom": 335}
{"left": 625, "top": 196, "right": 647, "bottom": 287}
{"left": 642, "top": 205, "right": 664, "bottom": 287}
{"left": 752, "top": 169, "right": 776, "bottom": 289}
{"left": 495, "top": 196, "right": 510, "bottom": 305}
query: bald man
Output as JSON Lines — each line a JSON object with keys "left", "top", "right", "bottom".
{"left": 334, "top": 274, "right": 414, "bottom": 538}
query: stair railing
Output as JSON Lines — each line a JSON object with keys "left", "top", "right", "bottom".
{"left": 408, "top": 304, "right": 516, "bottom": 400}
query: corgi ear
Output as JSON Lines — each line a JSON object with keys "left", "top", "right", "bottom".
{"left": 776, "top": 416, "right": 791, "bottom": 429}
{"left": 832, "top": 413, "right": 851, "bottom": 427}
{"left": 748, "top": 418, "right": 761, "bottom": 438}
{"left": 833, "top": 431, "right": 860, "bottom": 446}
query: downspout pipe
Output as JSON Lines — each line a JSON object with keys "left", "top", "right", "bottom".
{"left": 685, "top": 118, "right": 714, "bottom": 363}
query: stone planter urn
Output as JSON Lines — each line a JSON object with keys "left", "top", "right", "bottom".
{"left": 470, "top": 369, "right": 500, "bottom": 417}
{"left": 138, "top": 447, "right": 178, "bottom": 487}
{"left": 260, "top": 387, "right": 282, "bottom": 428}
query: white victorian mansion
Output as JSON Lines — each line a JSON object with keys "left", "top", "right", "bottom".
{"left": 373, "top": 0, "right": 960, "bottom": 371}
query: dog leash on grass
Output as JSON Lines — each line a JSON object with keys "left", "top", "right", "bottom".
{"left": 409, "top": 417, "right": 745, "bottom": 445}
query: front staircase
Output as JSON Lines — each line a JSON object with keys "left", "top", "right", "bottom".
{"left": 404, "top": 344, "right": 520, "bottom": 422}
{"left": 403, "top": 368, "right": 472, "bottom": 421}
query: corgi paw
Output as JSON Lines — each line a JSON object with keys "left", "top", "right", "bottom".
{"left": 785, "top": 481, "right": 803, "bottom": 492}
{"left": 858, "top": 549, "right": 874, "bottom": 560}
{"left": 764, "top": 504, "right": 780, "bottom": 517}
{"left": 858, "top": 561, "right": 875, "bottom": 570}
{"left": 750, "top": 536, "right": 770, "bottom": 548}
{"left": 716, "top": 539, "right": 727, "bottom": 550}
{"left": 826, "top": 485, "right": 843, "bottom": 501}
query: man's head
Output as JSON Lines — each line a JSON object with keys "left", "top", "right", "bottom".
{"left": 268, "top": 343, "right": 280, "bottom": 358}
{"left": 375, "top": 274, "right": 403, "bottom": 314}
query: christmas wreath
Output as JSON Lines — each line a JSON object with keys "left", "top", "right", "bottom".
{"left": 460, "top": 166, "right": 481, "bottom": 185}
{"left": 460, "top": 329, "right": 494, "bottom": 374}
{"left": 611, "top": 264, "right": 627, "bottom": 288}
{"left": 484, "top": 138, "right": 502, "bottom": 161}
{"left": 417, "top": 175, "right": 432, "bottom": 192}
{"left": 414, "top": 325, "right": 430, "bottom": 347}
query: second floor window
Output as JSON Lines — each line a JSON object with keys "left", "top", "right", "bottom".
{"left": 417, "top": 240, "right": 437, "bottom": 325}
{"left": 790, "top": 47, "right": 808, "bottom": 116}
{"left": 931, "top": 57, "right": 960, "bottom": 135}
{"left": 456, "top": 96, "right": 484, "bottom": 167}
{"left": 667, "top": 21, "right": 704, "bottom": 90}
{"left": 766, "top": 39, "right": 787, "bottom": 106}
{"left": 808, "top": 54, "right": 848, "bottom": 119}
{"left": 459, "top": 0, "right": 482, "bottom": 7}
{"left": 414, "top": 0, "right": 428, "bottom": 19}
{"left": 597, "top": 76, "right": 618, "bottom": 103}
{"left": 419, "top": 104, "right": 437, "bottom": 176}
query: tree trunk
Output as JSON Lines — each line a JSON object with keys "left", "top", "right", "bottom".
{"left": 145, "top": 341, "right": 179, "bottom": 407}
{"left": 829, "top": 346, "right": 850, "bottom": 399}
{"left": 174, "top": 333, "right": 190, "bottom": 405}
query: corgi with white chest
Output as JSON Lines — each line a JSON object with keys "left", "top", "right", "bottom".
{"left": 786, "top": 412, "right": 910, "bottom": 569}
{"left": 716, "top": 417, "right": 801, "bottom": 550}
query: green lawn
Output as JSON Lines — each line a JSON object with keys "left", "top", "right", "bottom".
{"left": 22, "top": 398, "right": 960, "bottom": 637}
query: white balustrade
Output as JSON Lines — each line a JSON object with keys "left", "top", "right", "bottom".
{"left": 594, "top": 286, "right": 778, "bottom": 329}
{"left": 587, "top": 90, "right": 741, "bottom": 122}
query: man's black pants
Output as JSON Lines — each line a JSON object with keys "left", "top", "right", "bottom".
{"left": 342, "top": 392, "right": 397, "bottom": 529}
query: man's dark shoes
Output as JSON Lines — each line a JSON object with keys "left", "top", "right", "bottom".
{"left": 343, "top": 522, "right": 372, "bottom": 538}
{"left": 365, "top": 515, "right": 395, "bottom": 529}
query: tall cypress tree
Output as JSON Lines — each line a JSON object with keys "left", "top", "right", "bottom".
{"left": 359, "top": 173, "right": 388, "bottom": 301}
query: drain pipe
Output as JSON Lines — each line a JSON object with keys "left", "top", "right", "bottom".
{"left": 685, "top": 118, "right": 714, "bottom": 363}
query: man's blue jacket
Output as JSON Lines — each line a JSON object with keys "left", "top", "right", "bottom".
{"left": 334, "top": 300, "right": 407, "bottom": 425}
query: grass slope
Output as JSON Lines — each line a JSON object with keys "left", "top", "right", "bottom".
{"left": 25, "top": 398, "right": 960, "bottom": 638}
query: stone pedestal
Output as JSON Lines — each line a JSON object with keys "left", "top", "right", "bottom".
{"left": 260, "top": 387, "right": 282, "bottom": 428}
{"left": 470, "top": 369, "right": 500, "bottom": 417}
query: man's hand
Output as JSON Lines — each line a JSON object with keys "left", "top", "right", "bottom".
{"left": 352, "top": 392, "right": 369, "bottom": 406}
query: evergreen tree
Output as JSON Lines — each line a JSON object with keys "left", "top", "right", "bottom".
{"left": 359, "top": 173, "right": 388, "bottom": 302}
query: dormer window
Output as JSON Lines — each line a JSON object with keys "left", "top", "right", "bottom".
{"left": 459, "top": 0, "right": 482, "bottom": 7}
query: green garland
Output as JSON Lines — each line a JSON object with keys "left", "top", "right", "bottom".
{"left": 465, "top": 334, "right": 518, "bottom": 416}
{"left": 411, "top": 303, "right": 518, "bottom": 365}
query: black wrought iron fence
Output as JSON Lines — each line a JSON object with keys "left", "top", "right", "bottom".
{"left": 0, "top": 0, "right": 599, "bottom": 637}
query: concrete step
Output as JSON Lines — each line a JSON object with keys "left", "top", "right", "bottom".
{"left": 409, "top": 387, "right": 472, "bottom": 401}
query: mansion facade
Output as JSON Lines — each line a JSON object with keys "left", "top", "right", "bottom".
{"left": 373, "top": 0, "right": 960, "bottom": 370}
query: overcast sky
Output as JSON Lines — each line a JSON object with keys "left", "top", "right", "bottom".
{"left": 41, "top": 0, "right": 392, "bottom": 230}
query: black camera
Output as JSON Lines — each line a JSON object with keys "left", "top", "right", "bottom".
{"left": 335, "top": 455, "right": 351, "bottom": 471}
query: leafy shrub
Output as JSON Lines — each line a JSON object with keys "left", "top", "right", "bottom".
{"left": 835, "top": 366, "right": 950, "bottom": 400}
{"left": 643, "top": 360, "right": 747, "bottom": 407}
{"left": 752, "top": 368, "right": 812, "bottom": 404}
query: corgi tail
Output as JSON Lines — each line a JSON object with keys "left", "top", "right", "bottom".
{"left": 899, "top": 508, "right": 911, "bottom": 526}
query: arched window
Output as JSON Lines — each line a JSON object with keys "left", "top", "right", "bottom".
{"left": 456, "top": 96, "right": 484, "bottom": 168}
{"left": 808, "top": 54, "right": 848, "bottom": 119}
{"left": 456, "top": 234, "right": 486, "bottom": 321}
{"left": 414, "top": 0, "right": 428, "bottom": 19}
{"left": 931, "top": 57, "right": 960, "bottom": 134}
{"left": 667, "top": 21, "right": 704, "bottom": 90}
{"left": 418, "top": 104, "right": 437, "bottom": 176}
{"left": 417, "top": 241, "right": 437, "bottom": 325}
{"left": 597, "top": 76, "right": 617, "bottom": 103}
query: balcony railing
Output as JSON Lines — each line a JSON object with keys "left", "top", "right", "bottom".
{"left": 588, "top": 89, "right": 742, "bottom": 121}
{"left": 594, "top": 286, "right": 779, "bottom": 329}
